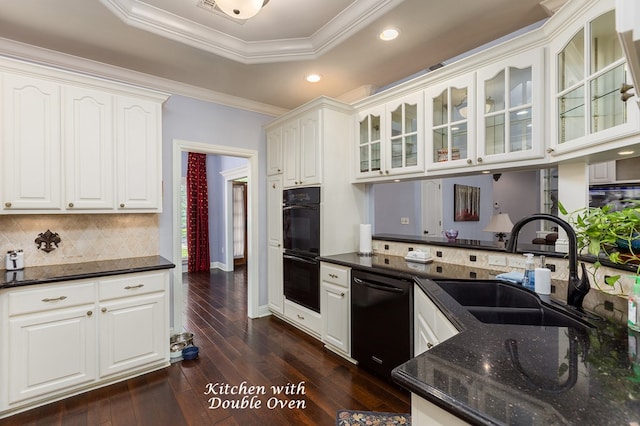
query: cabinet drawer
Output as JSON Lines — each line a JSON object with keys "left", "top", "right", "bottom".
{"left": 99, "top": 271, "right": 166, "bottom": 301}
{"left": 284, "top": 299, "right": 321, "bottom": 336}
{"left": 320, "top": 263, "right": 350, "bottom": 288}
{"left": 8, "top": 281, "right": 96, "bottom": 316}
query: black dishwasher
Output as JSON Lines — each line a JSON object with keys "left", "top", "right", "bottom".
{"left": 351, "top": 269, "right": 413, "bottom": 380}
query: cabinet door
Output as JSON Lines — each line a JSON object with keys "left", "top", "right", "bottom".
{"left": 321, "top": 282, "right": 350, "bottom": 355}
{"left": 9, "top": 305, "right": 97, "bottom": 403}
{"left": 267, "top": 174, "right": 283, "bottom": 244}
{"left": 64, "top": 85, "right": 114, "bottom": 210}
{"left": 2, "top": 73, "right": 62, "bottom": 210}
{"left": 476, "top": 48, "right": 544, "bottom": 164}
{"left": 99, "top": 292, "right": 166, "bottom": 378}
{"left": 426, "top": 74, "right": 476, "bottom": 171}
{"left": 282, "top": 120, "right": 300, "bottom": 188}
{"left": 115, "top": 96, "right": 161, "bottom": 211}
{"left": 298, "top": 110, "right": 322, "bottom": 186}
{"left": 267, "top": 127, "right": 283, "bottom": 175}
{"left": 386, "top": 92, "right": 424, "bottom": 175}
{"left": 267, "top": 243, "right": 284, "bottom": 314}
{"left": 414, "top": 288, "right": 440, "bottom": 356}
{"left": 355, "top": 105, "right": 385, "bottom": 179}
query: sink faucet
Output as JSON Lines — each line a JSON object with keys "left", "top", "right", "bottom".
{"left": 505, "top": 213, "right": 590, "bottom": 309}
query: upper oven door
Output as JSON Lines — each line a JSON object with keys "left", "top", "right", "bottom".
{"left": 283, "top": 203, "right": 320, "bottom": 256}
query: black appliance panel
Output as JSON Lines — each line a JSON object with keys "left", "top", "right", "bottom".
{"left": 283, "top": 187, "right": 320, "bottom": 256}
{"left": 351, "top": 270, "right": 413, "bottom": 380}
{"left": 283, "top": 252, "right": 320, "bottom": 313}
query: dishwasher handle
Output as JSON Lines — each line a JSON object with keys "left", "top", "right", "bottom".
{"left": 353, "top": 276, "right": 405, "bottom": 294}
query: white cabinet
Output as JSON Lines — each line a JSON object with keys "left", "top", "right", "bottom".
{"left": 282, "top": 109, "right": 321, "bottom": 188}
{"left": 320, "top": 263, "right": 351, "bottom": 356}
{"left": 414, "top": 284, "right": 458, "bottom": 356}
{"left": 2, "top": 73, "right": 62, "bottom": 210}
{"left": 355, "top": 92, "right": 424, "bottom": 180}
{"left": 426, "top": 48, "right": 544, "bottom": 172}
{"left": 64, "top": 85, "right": 114, "bottom": 210}
{"left": 0, "top": 270, "right": 169, "bottom": 417}
{"left": 549, "top": 3, "right": 640, "bottom": 156}
{"left": 266, "top": 127, "right": 283, "bottom": 175}
{"left": 589, "top": 161, "right": 616, "bottom": 183}
{"left": 115, "top": 96, "right": 162, "bottom": 211}
{"left": 267, "top": 174, "right": 284, "bottom": 314}
{"left": 0, "top": 60, "right": 167, "bottom": 214}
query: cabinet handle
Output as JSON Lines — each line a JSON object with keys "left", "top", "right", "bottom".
{"left": 68, "top": 202, "right": 74, "bottom": 208}
{"left": 4, "top": 202, "right": 11, "bottom": 208}
{"left": 379, "top": 170, "right": 383, "bottom": 175}
{"left": 272, "top": 183, "right": 276, "bottom": 189}
{"left": 277, "top": 168, "right": 281, "bottom": 172}
{"left": 546, "top": 147, "right": 555, "bottom": 154}
{"left": 477, "top": 157, "right": 483, "bottom": 163}
{"left": 87, "top": 311, "right": 93, "bottom": 317}
{"left": 102, "top": 307, "right": 107, "bottom": 313}
{"left": 466, "top": 159, "right": 472, "bottom": 164}
{"left": 427, "top": 342, "right": 434, "bottom": 349}
{"left": 385, "top": 170, "right": 389, "bottom": 174}
{"left": 124, "top": 284, "right": 144, "bottom": 290}
{"left": 329, "top": 273, "right": 338, "bottom": 278}
{"left": 42, "top": 296, "right": 67, "bottom": 302}
{"left": 297, "top": 314, "right": 305, "bottom": 320}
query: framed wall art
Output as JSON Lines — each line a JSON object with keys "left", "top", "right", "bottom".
{"left": 454, "top": 184, "right": 480, "bottom": 222}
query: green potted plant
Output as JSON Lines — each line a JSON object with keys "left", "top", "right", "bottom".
{"left": 560, "top": 201, "right": 640, "bottom": 289}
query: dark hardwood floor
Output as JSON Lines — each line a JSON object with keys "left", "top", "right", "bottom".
{"left": 1, "top": 266, "right": 410, "bottom": 425}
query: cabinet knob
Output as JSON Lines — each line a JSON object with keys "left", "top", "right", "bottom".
{"left": 477, "top": 157, "right": 483, "bottom": 163}
{"left": 87, "top": 311, "right": 93, "bottom": 317}
{"left": 466, "top": 159, "right": 472, "bottom": 164}
{"left": 379, "top": 171, "right": 383, "bottom": 175}
{"left": 68, "top": 202, "right": 74, "bottom": 208}
{"left": 427, "top": 342, "right": 434, "bottom": 349}
{"left": 277, "top": 168, "right": 281, "bottom": 172}
{"left": 102, "top": 307, "right": 107, "bottom": 313}
{"left": 4, "top": 202, "right": 11, "bottom": 208}
{"left": 546, "top": 147, "right": 555, "bottom": 154}
{"left": 272, "top": 183, "right": 276, "bottom": 189}
{"left": 120, "top": 203, "right": 125, "bottom": 208}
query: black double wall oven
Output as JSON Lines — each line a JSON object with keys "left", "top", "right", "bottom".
{"left": 282, "top": 187, "right": 321, "bottom": 313}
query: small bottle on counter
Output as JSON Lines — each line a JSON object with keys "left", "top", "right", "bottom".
{"left": 629, "top": 277, "right": 640, "bottom": 332}
{"left": 534, "top": 255, "right": 551, "bottom": 295}
{"left": 522, "top": 253, "right": 535, "bottom": 291}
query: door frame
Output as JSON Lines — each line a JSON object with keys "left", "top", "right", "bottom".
{"left": 172, "top": 140, "right": 260, "bottom": 331}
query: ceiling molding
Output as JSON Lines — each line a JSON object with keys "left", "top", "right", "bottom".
{"left": 98, "top": 0, "right": 400, "bottom": 64}
{"left": 0, "top": 36, "right": 287, "bottom": 116}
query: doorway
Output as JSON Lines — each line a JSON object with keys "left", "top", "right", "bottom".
{"left": 232, "top": 181, "right": 248, "bottom": 266}
{"left": 172, "top": 140, "right": 259, "bottom": 333}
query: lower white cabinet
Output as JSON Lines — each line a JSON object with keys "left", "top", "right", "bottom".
{"left": 0, "top": 270, "right": 170, "bottom": 418}
{"left": 320, "top": 263, "right": 351, "bottom": 356}
{"left": 414, "top": 283, "right": 458, "bottom": 355}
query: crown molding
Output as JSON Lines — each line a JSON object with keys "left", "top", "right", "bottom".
{"left": 98, "top": 0, "right": 399, "bottom": 64}
{"left": 0, "top": 37, "right": 287, "bottom": 116}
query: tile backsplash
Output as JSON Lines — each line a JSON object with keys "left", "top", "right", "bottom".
{"left": 0, "top": 214, "right": 159, "bottom": 269}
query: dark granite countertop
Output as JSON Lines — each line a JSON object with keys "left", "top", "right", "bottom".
{"left": 320, "top": 252, "right": 640, "bottom": 425}
{"left": 1, "top": 256, "right": 175, "bottom": 289}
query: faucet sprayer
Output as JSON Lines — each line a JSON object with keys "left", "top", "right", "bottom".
{"left": 505, "top": 213, "right": 590, "bottom": 310}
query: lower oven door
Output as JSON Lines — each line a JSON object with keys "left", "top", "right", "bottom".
{"left": 283, "top": 252, "right": 320, "bottom": 313}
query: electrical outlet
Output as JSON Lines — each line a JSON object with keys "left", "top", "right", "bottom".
{"left": 400, "top": 217, "right": 410, "bottom": 225}
{"left": 488, "top": 255, "right": 507, "bottom": 266}
{"left": 507, "top": 257, "right": 526, "bottom": 268}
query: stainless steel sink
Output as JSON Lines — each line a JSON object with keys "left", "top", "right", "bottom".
{"left": 434, "top": 280, "right": 593, "bottom": 328}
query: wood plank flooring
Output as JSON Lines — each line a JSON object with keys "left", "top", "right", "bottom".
{"left": 1, "top": 266, "right": 410, "bottom": 425}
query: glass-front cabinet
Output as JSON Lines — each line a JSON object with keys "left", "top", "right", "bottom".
{"left": 551, "top": 7, "right": 639, "bottom": 154}
{"left": 426, "top": 74, "right": 475, "bottom": 170}
{"left": 355, "top": 93, "right": 423, "bottom": 179}
{"left": 476, "top": 48, "right": 544, "bottom": 164}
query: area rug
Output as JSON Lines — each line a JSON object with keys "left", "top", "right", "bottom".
{"left": 336, "top": 409, "right": 411, "bottom": 425}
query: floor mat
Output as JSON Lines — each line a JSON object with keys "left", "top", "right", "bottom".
{"left": 336, "top": 409, "right": 411, "bottom": 425}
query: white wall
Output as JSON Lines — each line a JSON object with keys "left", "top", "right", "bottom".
{"left": 159, "top": 95, "right": 274, "bottom": 306}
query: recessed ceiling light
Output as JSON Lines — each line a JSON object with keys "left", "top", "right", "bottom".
{"left": 379, "top": 28, "right": 399, "bottom": 41}
{"left": 305, "top": 74, "right": 321, "bottom": 83}
{"left": 618, "top": 150, "right": 635, "bottom": 155}
{"left": 482, "top": 170, "right": 491, "bottom": 174}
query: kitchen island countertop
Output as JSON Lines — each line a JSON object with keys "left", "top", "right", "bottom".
{"left": 1, "top": 256, "right": 175, "bottom": 288}
{"left": 320, "top": 252, "right": 640, "bottom": 425}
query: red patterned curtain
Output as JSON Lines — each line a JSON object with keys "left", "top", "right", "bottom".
{"left": 187, "top": 152, "right": 210, "bottom": 272}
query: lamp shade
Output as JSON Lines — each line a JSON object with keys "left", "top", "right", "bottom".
{"left": 216, "top": 0, "right": 265, "bottom": 19}
{"left": 483, "top": 213, "right": 514, "bottom": 233}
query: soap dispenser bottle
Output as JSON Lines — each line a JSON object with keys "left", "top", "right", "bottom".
{"left": 522, "top": 253, "right": 535, "bottom": 291}
{"left": 629, "top": 277, "right": 640, "bottom": 332}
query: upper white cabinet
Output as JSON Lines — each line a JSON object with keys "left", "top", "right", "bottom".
{"left": 282, "top": 109, "right": 321, "bottom": 188}
{"left": 2, "top": 73, "right": 62, "bottom": 210}
{"left": 426, "top": 48, "right": 544, "bottom": 171}
{"left": 616, "top": 0, "right": 640, "bottom": 108}
{"left": 550, "top": 4, "right": 639, "bottom": 155}
{"left": 266, "top": 127, "right": 283, "bottom": 175}
{"left": 355, "top": 92, "right": 423, "bottom": 179}
{"left": 0, "top": 59, "right": 168, "bottom": 214}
